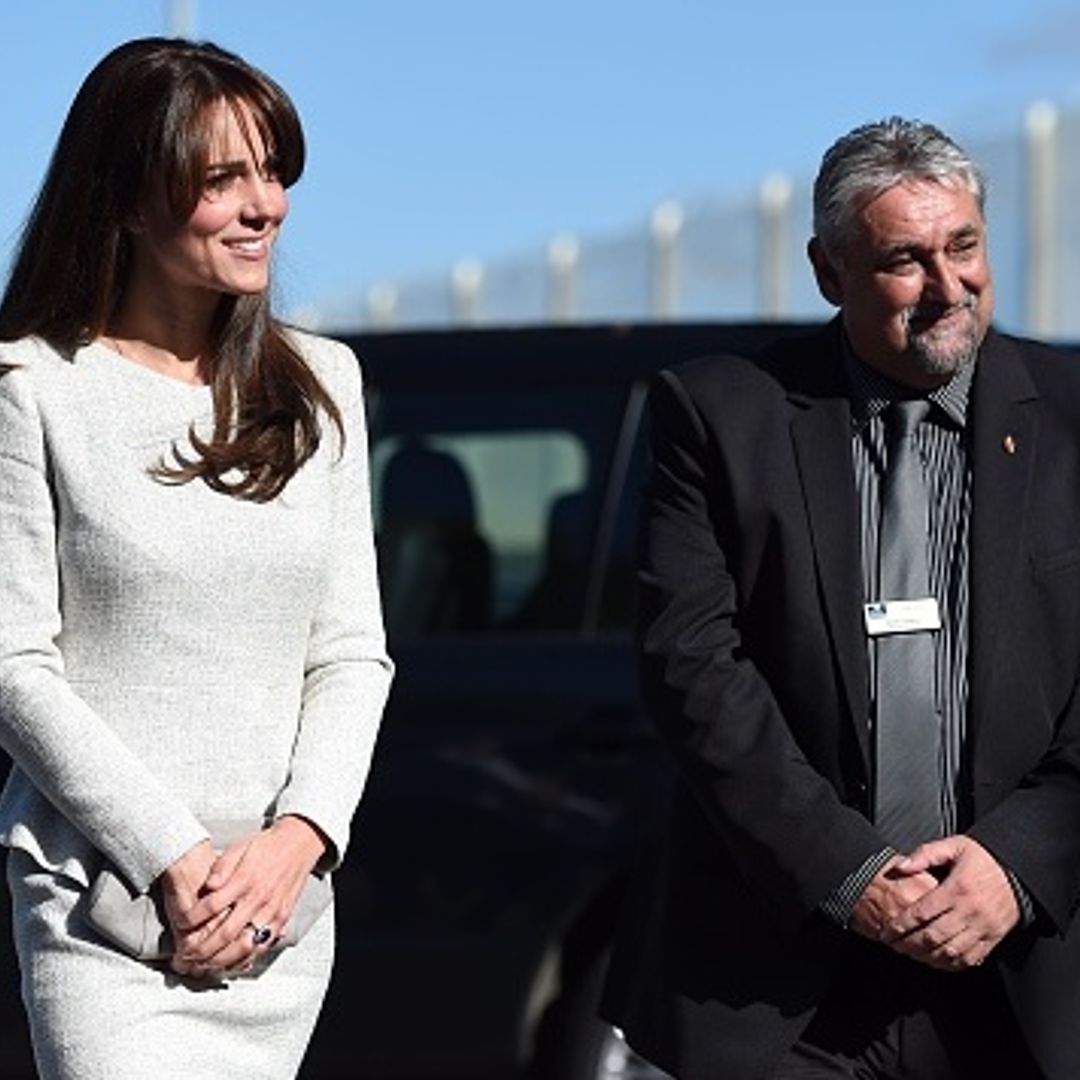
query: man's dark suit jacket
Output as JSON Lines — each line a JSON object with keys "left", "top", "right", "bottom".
{"left": 601, "top": 320, "right": 1080, "bottom": 1080}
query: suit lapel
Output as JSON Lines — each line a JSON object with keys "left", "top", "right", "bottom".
{"left": 787, "top": 328, "right": 871, "bottom": 764}
{"left": 781, "top": 326, "right": 1038, "bottom": 781}
{"left": 969, "top": 330, "right": 1040, "bottom": 733}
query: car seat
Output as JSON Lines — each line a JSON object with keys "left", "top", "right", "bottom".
{"left": 377, "top": 440, "right": 492, "bottom": 637}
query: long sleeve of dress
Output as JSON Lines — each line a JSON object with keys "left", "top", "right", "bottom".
{"left": 273, "top": 340, "right": 394, "bottom": 864}
{"left": 0, "top": 357, "right": 209, "bottom": 892}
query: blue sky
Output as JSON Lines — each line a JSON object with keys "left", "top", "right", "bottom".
{"left": 3, "top": 1, "right": 1080, "bottom": 321}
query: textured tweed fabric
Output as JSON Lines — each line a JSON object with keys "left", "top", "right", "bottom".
{"left": 9, "top": 849, "right": 335, "bottom": 1079}
{"left": 0, "top": 332, "right": 393, "bottom": 1077}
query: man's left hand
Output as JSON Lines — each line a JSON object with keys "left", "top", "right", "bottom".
{"left": 879, "top": 835, "right": 1020, "bottom": 971}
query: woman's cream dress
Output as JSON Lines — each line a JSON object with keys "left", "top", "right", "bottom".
{"left": 0, "top": 332, "right": 392, "bottom": 1079}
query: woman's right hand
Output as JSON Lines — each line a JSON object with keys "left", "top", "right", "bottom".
{"left": 159, "top": 839, "right": 227, "bottom": 977}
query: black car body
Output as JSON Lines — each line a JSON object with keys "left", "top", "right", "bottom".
{"left": 0, "top": 322, "right": 810, "bottom": 1079}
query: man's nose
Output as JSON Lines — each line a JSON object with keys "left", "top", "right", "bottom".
{"left": 923, "top": 255, "right": 965, "bottom": 305}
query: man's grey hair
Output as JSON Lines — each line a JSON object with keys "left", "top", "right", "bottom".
{"left": 813, "top": 117, "right": 986, "bottom": 260}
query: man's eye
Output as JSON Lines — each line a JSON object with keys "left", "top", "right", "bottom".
{"left": 882, "top": 255, "right": 916, "bottom": 272}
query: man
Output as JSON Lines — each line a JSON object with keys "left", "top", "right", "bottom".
{"left": 602, "top": 118, "right": 1080, "bottom": 1078}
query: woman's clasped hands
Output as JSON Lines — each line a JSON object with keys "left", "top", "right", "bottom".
{"left": 159, "top": 815, "right": 327, "bottom": 978}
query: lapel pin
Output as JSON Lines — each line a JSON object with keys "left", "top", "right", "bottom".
{"left": 1003, "top": 434, "right": 1018, "bottom": 455}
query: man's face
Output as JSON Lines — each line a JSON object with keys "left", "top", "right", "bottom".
{"left": 810, "top": 179, "right": 994, "bottom": 388}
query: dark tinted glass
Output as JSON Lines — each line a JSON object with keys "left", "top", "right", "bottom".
{"left": 370, "top": 388, "right": 623, "bottom": 638}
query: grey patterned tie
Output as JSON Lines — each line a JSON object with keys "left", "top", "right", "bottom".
{"left": 874, "top": 399, "right": 944, "bottom": 850}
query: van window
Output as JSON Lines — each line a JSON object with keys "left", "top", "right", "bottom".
{"left": 370, "top": 388, "right": 622, "bottom": 638}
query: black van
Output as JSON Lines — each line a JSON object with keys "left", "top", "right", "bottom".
{"left": 0, "top": 322, "right": 809, "bottom": 1080}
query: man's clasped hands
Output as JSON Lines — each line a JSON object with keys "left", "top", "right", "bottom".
{"left": 850, "top": 834, "right": 1021, "bottom": 971}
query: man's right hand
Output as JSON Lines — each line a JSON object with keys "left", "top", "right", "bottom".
{"left": 848, "top": 854, "right": 938, "bottom": 941}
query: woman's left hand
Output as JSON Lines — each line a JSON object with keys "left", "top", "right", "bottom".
{"left": 170, "top": 815, "right": 328, "bottom": 975}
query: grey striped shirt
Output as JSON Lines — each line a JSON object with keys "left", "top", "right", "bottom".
{"left": 821, "top": 347, "right": 973, "bottom": 922}
{"left": 849, "top": 352, "right": 973, "bottom": 837}
{"left": 821, "top": 346, "right": 1033, "bottom": 926}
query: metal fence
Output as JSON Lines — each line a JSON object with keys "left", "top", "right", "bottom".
{"left": 311, "top": 102, "right": 1079, "bottom": 339}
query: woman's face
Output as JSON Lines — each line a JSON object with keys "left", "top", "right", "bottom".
{"left": 132, "top": 100, "right": 288, "bottom": 307}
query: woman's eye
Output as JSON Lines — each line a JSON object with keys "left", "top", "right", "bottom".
{"left": 204, "top": 171, "right": 235, "bottom": 194}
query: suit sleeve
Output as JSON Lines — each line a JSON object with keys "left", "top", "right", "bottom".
{"left": 638, "top": 369, "right": 882, "bottom": 931}
{"left": 960, "top": 341, "right": 1080, "bottom": 935}
{"left": 968, "top": 687, "right": 1080, "bottom": 933}
{"left": 274, "top": 342, "right": 394, "bottom": 867}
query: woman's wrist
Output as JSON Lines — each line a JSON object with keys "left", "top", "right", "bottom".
{"left": 272, "top": 814, "right": 329, "bottom": 869}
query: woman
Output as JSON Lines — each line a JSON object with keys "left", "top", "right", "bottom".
{"left": 0, "top": 37, "right": 393, "bottom": 1078}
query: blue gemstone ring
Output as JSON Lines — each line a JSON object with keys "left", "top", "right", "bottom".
{"left": 247, "top": 922, "right": 273, "bottom": 947}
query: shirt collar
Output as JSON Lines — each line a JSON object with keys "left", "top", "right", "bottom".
{"left": 842, "top": 333, "right": 974, "bottom": 432}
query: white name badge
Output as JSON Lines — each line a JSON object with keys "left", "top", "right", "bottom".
{"left": 864, "top": 598, "right": 941, "bottom": 636}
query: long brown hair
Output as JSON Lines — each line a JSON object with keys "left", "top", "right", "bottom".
{"left": 0, "top": 37, "right": 341, "bottom": 501}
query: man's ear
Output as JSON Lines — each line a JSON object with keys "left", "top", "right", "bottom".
{"left": 807, "top": 237, "right": 843, "bottom": 307}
